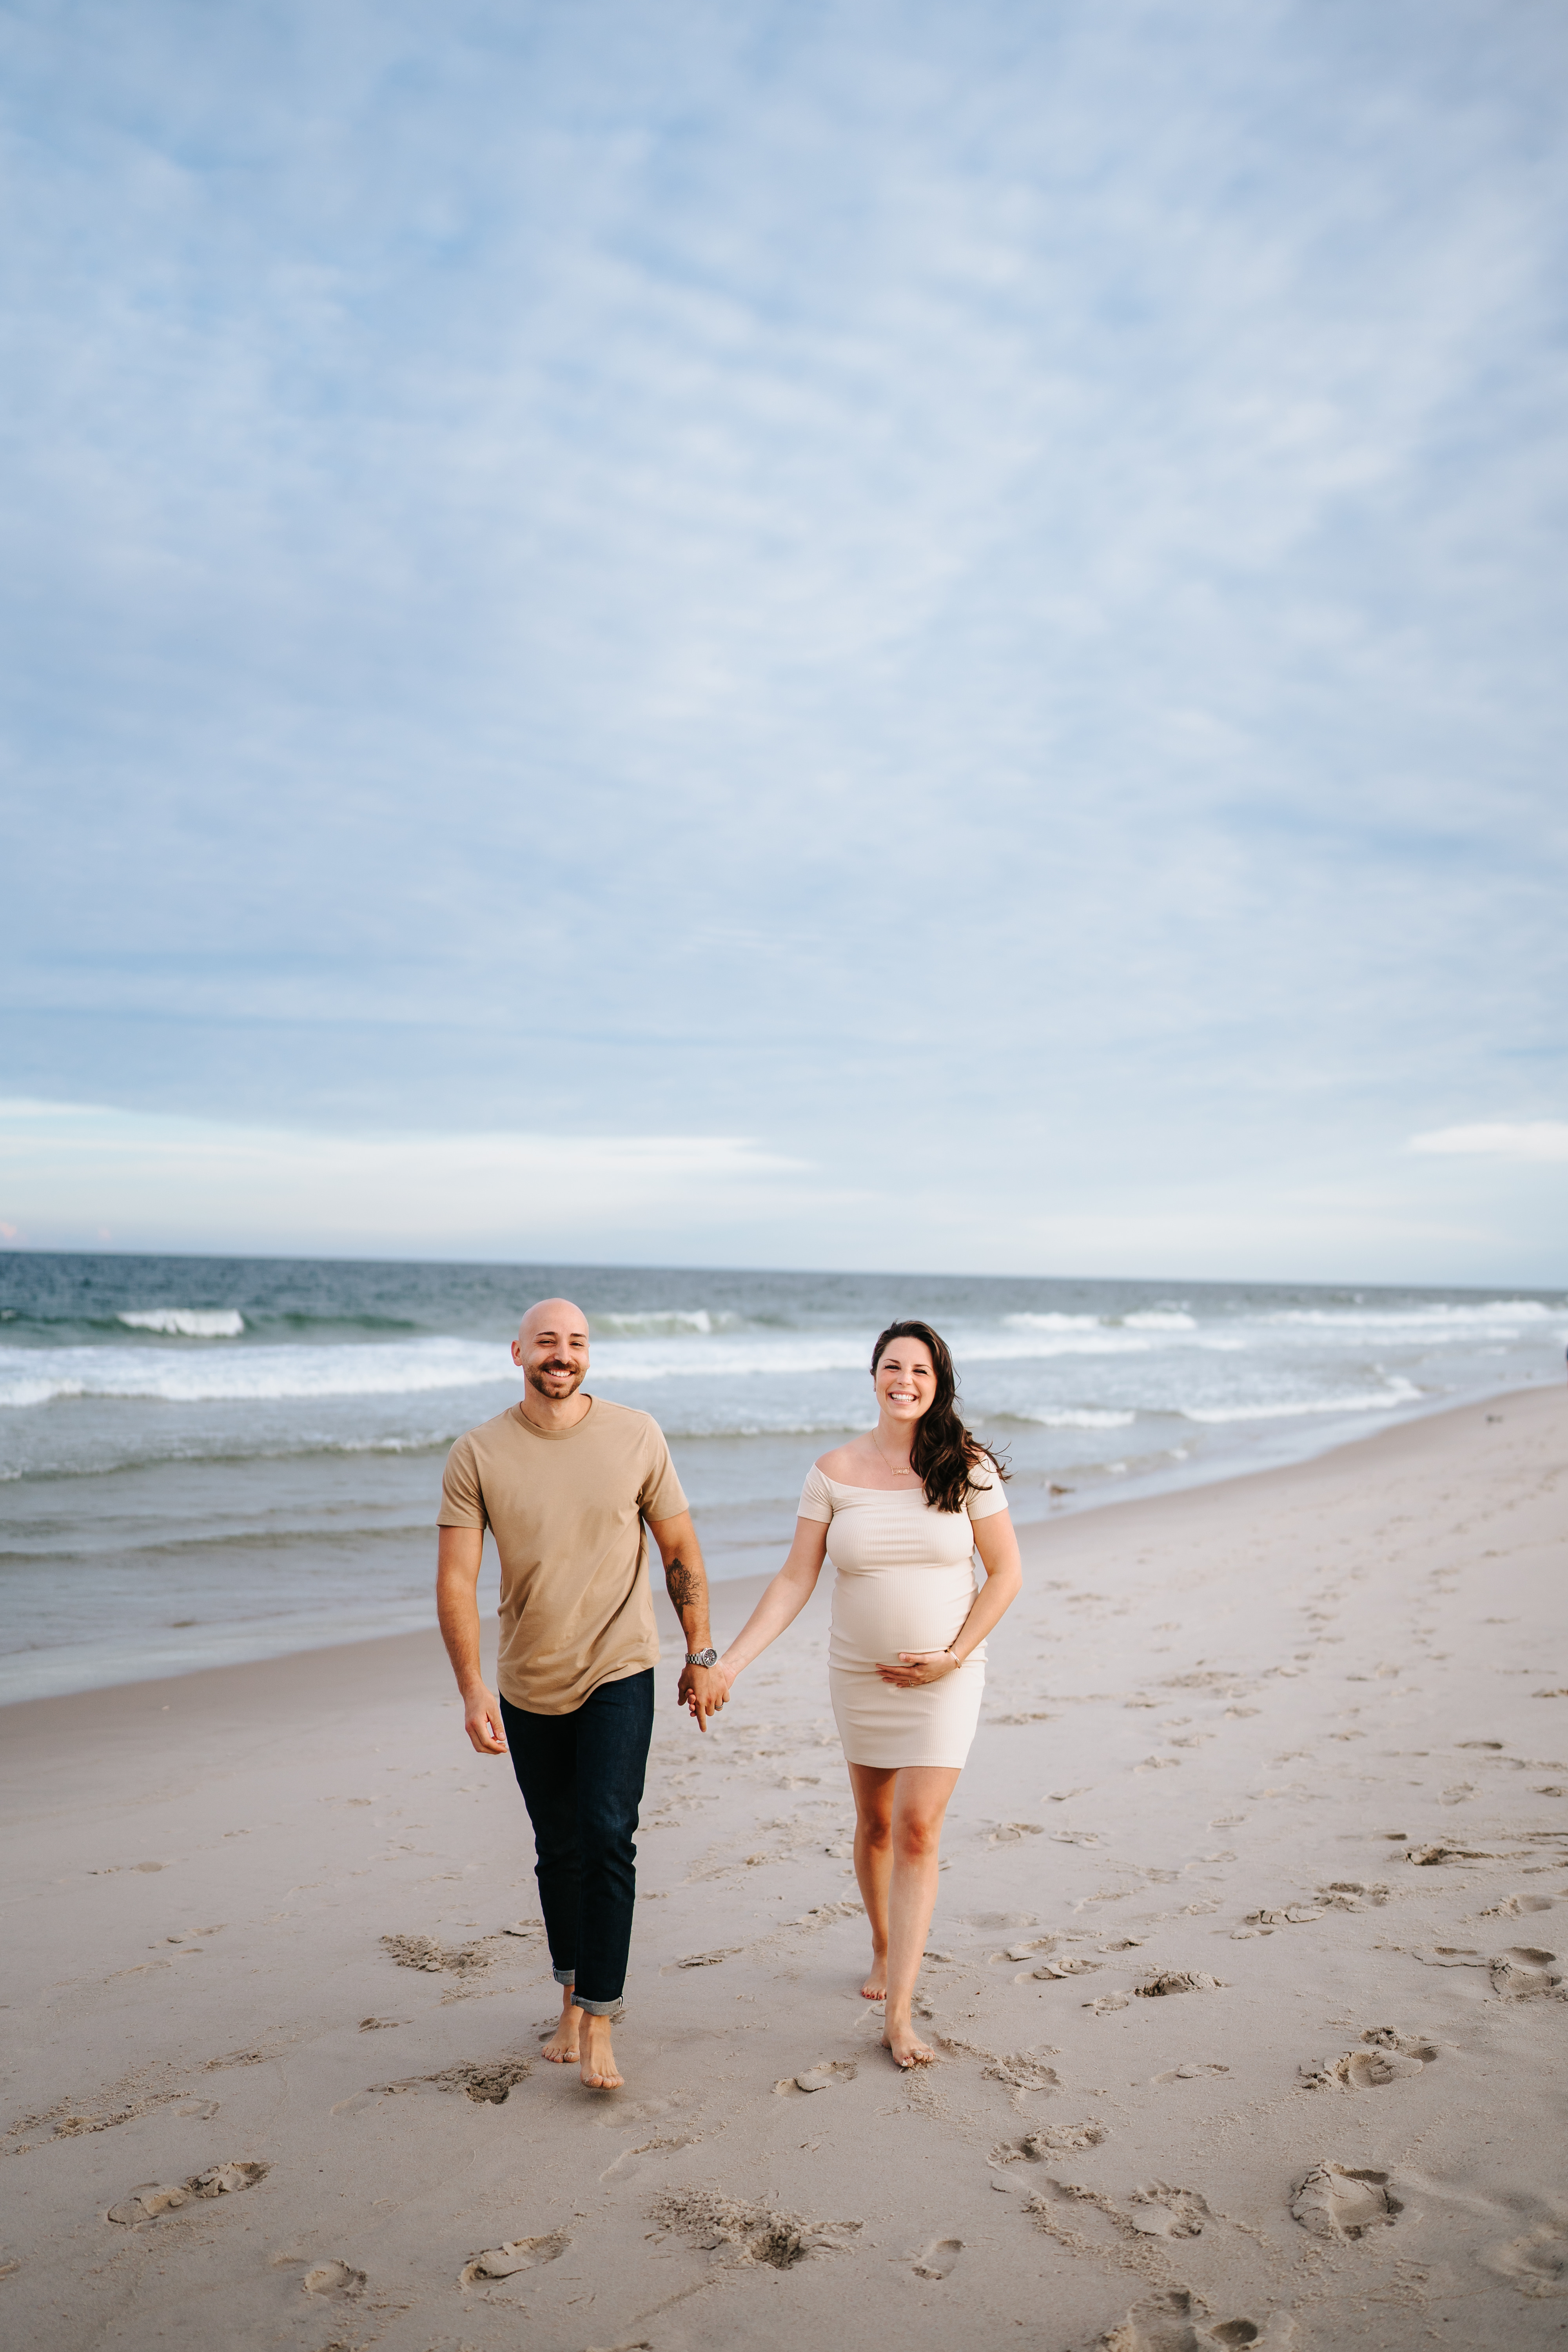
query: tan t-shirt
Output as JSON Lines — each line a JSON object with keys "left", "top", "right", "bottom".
{"left": 438, "top": 1396, "right": 688, "bottom": 1715}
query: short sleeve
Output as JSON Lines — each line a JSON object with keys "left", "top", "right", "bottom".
{"left": 638, "top": 1425, "right": 688, "bottom": 1522}
{"left": 438, "top": 1433, "right": 488, "bottom": 1530}
{"left": 796, "top": 1463, "right": 835, "bottom": 1523}
{"left": 965, "top": 1455, "right": 1010, "bottom": 1521}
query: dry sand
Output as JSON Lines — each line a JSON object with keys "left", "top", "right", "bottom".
{"left": 2, "top": 1385, "right": 1566, "bottom": 2351}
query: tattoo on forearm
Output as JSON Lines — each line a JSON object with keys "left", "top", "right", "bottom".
{"left": 665, "top": 1557, "right": 701, "bottom": 1611}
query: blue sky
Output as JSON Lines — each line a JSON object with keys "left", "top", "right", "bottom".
{"left": 2, "top": 0, "right": 1565, "bottom": 1281}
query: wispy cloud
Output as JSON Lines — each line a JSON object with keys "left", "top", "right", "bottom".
{"left": 0, "top": 1098, "right": 809, "bottom": 1257}
{"left": 1410, "top": 1123, "right": 1568, "bottom": 1163}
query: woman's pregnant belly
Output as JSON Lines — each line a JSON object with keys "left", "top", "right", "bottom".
{"left": 830, "top": 1562, "right": 984, "bottom": 1667}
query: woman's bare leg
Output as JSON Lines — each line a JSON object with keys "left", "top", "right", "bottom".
{"left": 847, "top": 1763, "right": 897, "bottom": 1997}
{"left": 882, "top": 1766, "right": 961, "bottom": 2067}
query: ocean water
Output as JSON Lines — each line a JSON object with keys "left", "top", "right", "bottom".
{"left": 2, "top": 1251, "right": 1563, "bottom": 1705}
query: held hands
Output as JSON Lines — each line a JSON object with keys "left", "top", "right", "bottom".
{"left": 679, "top": 1661, "right": 730, "bottom": 1732}
{"left": 877, "top": 1649, "right": 961, "bottom": 1689}
{"left": 462, "top": 1683, "right": 508, "bottom": 1754}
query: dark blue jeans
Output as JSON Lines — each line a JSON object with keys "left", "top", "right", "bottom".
{"left": 499, "top": 1669, "right": 653, "bottom": 2018}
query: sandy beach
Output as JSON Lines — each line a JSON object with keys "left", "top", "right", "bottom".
{"left": 3, "top": 1384, "right": 1565, "bottom": 2350}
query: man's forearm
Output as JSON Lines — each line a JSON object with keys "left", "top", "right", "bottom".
{"left": 437, "top": 1576, "right": 487, "bottom": 1692}
{"left": 663, "top": 1553, "right": 713, "bottom": 1650}
{"left": 436, "top": 1525, "right": 489, "bottom": 1693}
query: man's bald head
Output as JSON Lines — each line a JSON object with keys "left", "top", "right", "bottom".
{"left": 512, "top": 1298, "right": 592, "bottom": 1408}
{"left": 517, "top": 1297, "right": 590, "bottom": 1348}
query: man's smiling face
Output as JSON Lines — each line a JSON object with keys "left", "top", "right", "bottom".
{"left": 512, "top": 1298, "right": 591, "bottom": 1401}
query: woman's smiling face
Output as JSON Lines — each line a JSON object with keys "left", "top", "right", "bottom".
{"left": 874, "top": 1341, "right": 936, "bottom": 1424}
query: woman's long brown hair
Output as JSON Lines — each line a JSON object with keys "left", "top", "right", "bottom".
{"left": 870, "top": 1319, "right": 1009, "bottom": 1514}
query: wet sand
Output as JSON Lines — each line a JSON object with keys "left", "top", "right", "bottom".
{"left": 2, "top": 1384, "right": 1565, "bottom": 2350}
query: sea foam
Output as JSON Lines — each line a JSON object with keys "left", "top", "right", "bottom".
{"left": 117, "top": 1309, "right": 246, "bottom": 1338}
{"left": 1181, "top": 1377, "right": 1422, "bottom": 1423}
{"left": 0, "top": 1336, "right": 510, "bottom": 1409}
{"left": 1266, "top": 1301, "right": 1556, "bottom": 1332}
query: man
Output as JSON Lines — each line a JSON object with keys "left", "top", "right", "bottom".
{"left": 436, "top": 1297, "right": 721, "bottom": 2091}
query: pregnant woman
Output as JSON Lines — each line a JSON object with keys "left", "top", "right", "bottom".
{"left": 710, "top": 1319, "right": 1022, "bottom": 2067}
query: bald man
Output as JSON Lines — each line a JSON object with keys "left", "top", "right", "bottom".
{"left": 436, "top": 1297, "right": 720, "bottom": 2091}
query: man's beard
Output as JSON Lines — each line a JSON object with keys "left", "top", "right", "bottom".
{"left": 527, "top": 1359, "right": 585, "bottom": 1399}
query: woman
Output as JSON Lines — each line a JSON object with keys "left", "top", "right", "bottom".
{"left": 710, "top": 1319, "right": 1022, "bottom": 2068}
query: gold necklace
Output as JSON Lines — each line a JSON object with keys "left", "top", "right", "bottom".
{"left": 872, "top": 1430, "right": 916, "bottom": 1479}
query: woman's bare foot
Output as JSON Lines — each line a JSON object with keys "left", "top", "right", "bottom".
{"left": 539, "top": 1986, "right": 581, "bottom": 2063}
{"left": 882, "top": 2017, "right": 934, "bottom": 2069}
{"left": 860, "top": 1948, "right": 889, "bottom": 2000}
{"left": 579, "top": 2013, "right": 624, "bottom": 2091}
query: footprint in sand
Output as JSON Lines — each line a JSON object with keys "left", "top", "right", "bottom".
{"left": 380, "top": 1931, "right": 494, "bottom": 1976}
{"left": 1099, "top": 2286, "right": 1293, "bottom": 2349}
{"left": 1290, "top": 2163, "right": 1401, "bottom": 2241}
{"left": 648, "top": 2188, "right": 860, "bottom": 2267}
{"left": 1490, "top": 1946, "right": 1564, "bottom": 1999}
{"left": 1411, "top": 1944, "right": 1489, "bottom": 1971}
{"left": 992, "top": 2121, "right": 1109, "bottom": 2162}
{"left": 1135, "top": 1972, "right": 1224, "bottom": 1997}
{"left": 978, "top": 2052, "right": 1061, "bottom": 2091}
{"left": 1479, "top": 2210, "right": 1568, "bottom": 2298}
{"left": 459, "top": 2229, "right": 570, "bottom": 2285}
{"left": 107, "top": 2162, "right": 268, "bottom": 2225}
{"left": 1154, "top": 2063, "right": 1230, "bottom": 2084}
{"left": 337, "top": 2050, "right": 532, "bottom": 2114}
{"left": 393, "top": 2053, "right": 533, "bottom": 2105}
{"left": 1406, "top": 1842, "right": 1496, "bottom": 1866}
{"left": 302, "top": 2259, "right": 367, "bottom": 2296}
{"left": 912, "top": 2236, "right": 962, "bottom": 2279}
{"left": 599, "top": 2134, "right": 699, "bottom": 2181}
{"left": 1126, "top": 2184, "right": 1211, "bottom": 2239}
{"left": 1298, "top": 2029, "right": 1437, "bottom": 2090}
{"left": 775, "top": 2061, "right": 857, "bottom": 2096}
{"left": 1481, "top": 1893, "right": 1555, "bottom": 1918}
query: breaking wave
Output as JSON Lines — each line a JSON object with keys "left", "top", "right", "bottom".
{"left": 117, "top": 1309, "right": 246, "bottom": 1339}
{"left": 1180, "top": 1377, "right": 1423, "bottom": 1424}
{"left": 0, "top": 1337, "right": 512, "bottom": 1409}
{"left": 1266, "top": 1301, "right": 1559, "bottom": 1332}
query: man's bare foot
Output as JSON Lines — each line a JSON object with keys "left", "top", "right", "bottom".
{"left": 579, "top": 2012, "right": 624, "bottom": 2091}
{"left": 860, "top": 1949, "right": 889, "bottom": 2000}
{"left": 539, "top": 1986, "right": 581, "bottom": 2063}
{"left": 882, "top": 2018, "right": 934, "bottom": 2069}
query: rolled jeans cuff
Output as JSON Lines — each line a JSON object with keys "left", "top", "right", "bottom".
{"left": 575, "top": 1994, "right": 625, "bottom": 2020}
{"left": 553, "top": 1965, "right": 575, "bottom": 1987}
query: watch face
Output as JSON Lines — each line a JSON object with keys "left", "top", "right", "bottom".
{"left": 688, "top": 1648, "right": 718, "bottom": 1667}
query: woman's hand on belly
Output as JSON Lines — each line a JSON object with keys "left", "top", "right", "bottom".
{"left": 876, "top": 1650, "right": 962, "bottom": 1689}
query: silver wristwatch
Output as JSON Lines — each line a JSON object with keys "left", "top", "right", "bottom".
{"left": 685, "top": 1647, "right": 719, "bottom": 1668}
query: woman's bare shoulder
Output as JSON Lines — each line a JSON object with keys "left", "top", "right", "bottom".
{"left": 815, "top": 1437, "right": 872, "bottom": 1482}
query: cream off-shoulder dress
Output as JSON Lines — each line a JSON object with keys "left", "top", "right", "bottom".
{"left": 796, "top": 1459, "right": 1010, "bottom": 1769}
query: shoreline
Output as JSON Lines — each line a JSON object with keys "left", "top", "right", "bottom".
{"left": 4, "top": 1376, "right": 1552, "bottom": 1714}
{"left": 4, "top": 1380, "right": 1564, "bottom": 2352}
